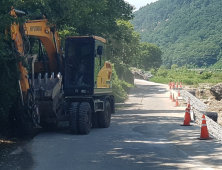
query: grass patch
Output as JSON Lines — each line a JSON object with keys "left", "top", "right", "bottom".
{"left": 150, "top": 67, "right": 222, "bottom": 86}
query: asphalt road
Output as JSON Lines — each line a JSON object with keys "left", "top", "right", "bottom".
{"left": 5, "top": 79, "right": 222, "bottom": 170}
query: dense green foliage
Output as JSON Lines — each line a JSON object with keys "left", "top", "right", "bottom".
{"left": 150, "top": 67, "right": 222, "bottom": 86}
{"left": 0, "top": 1, "right": 21, "bottom": 128}
{"left": 132, "top": 0, "right": 222, "bottom": 68}
{"left": 111, "top": 64, "right": 134, "bottom": 102}
{"left": 131, "top": 42, "right": 162, "bottom": 70}
{"left": 15, "top": 0, "right": 133, "bottom": 35}
{"left": 106, "top": 20, "right": 140, "bottom": 65}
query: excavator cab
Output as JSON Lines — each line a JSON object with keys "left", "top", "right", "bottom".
{"left": 64, "top": 36, "right": 105, "bottom": 96}
{"left": 63, "top": 36, "right": 115, "bottom": 135}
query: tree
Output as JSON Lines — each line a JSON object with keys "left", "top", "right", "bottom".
{"left": 133, "top": 42, "right": 162, "bottom": 71}
{"left": 106, "top": 20, "right": 140, "bottom": 65}
{"left": 0, "top": 0, "right": 21, "bottom": 129}
{"left": 15, "top": 0, "right": 134, "bottom": 36}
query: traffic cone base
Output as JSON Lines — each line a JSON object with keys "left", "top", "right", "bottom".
{"left": 197, "top": 137, "right": 213, "bottom": 140}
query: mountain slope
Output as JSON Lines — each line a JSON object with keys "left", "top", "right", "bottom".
{"left": 131, "top": 0, "right": 222, "bottom": 68}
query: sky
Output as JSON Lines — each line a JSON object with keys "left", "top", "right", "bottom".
{"left": 125, "top": 0, "right": 159, "bottom": 11}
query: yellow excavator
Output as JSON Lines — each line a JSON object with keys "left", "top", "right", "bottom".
{"left": 9, "top": 7, "right": 63, "bottom": 133}
{"left": 9, "top": 7, "right": 115, "bottom": 135}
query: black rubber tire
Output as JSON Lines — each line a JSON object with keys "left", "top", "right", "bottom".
{"left": 69, "top": 102, "right": 79, "bottom": 134}
{"left": 98, "top": 100, "right": 111, "bottom": 128}
{"left": 78, "top": 102, "right": 92, "bottom": 134}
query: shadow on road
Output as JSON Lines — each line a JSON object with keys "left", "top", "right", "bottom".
{"left": 107, "top": 108, "right": 222, "bottom": 169}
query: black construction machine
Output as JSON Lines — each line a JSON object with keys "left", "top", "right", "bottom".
{"left": 63, "top": 36, "right": 115, "bottom": 134}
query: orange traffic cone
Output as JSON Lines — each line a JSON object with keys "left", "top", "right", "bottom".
{"left": 187, "top": 97, "right": 190, "bottom": 105}
{"left": 169, "top": 82, "right": 172, "bottom": 89}
{"left": 187, "top": 103, "right": 190, "bottom": 111}
{"left": 172, "top": 83, "right": 175, "bottom": 88}
{"left": 172, "top": 93, "right": 175, "bottom": 102}
{"left": 186, "top": 100, "right": 192, "bottom": 121}
{"left": 180, "top": 82, "right": 182, "bottom": 88}
{"left": 175, "top": 97, "right": 179, "bottom": 107}
{"left": 181, "top": 108, "right": 192, "bottom": 126}
{"left": 178, "top": 90, "right": 180, "bottom": 97}
{"left": 170, "top": 92, "right": 172, "bottom": 100}
{"left": 187, "top": 98, "right": 191, "bottom": 111}
{"left": 197, "top": 115, "right": 213, "bottom": 140}
{"left": 176, "top": 82, "right": 178, "bottom": 88}
{"left": 187, "top": 109, "right": 192, "bottom": 122}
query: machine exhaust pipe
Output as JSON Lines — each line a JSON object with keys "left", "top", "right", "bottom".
{"left": 14, "top": 9, "right": 26, "bottom": 15}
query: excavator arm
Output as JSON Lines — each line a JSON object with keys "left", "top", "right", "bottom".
{"left": 9, "top": 7, "right": 64, "bottom": 132}
{"left": 10, "top": 7, "right": 62, "bottom": 96}
{"left": 10, "top": 8, "right": 29, "bottom": 102}
{"left": 24, "top": 19, "right": 62, "bottom": 73}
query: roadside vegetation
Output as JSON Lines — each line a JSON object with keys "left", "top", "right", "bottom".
{"left": 150, "top": 65, "right": 222, "bottom": 87}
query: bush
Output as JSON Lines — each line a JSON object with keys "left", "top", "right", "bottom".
{"left": 114, "top": 63, "right": 134, "bottom": 85}
{"left": 157, "top": 69, "right": 168, "bottom": 77}
{"left": 150, "top": 68, "right": 157, "bottom": 76}
{"left": 182, "top": 78, "right": 195, "bottom": 85}
{"left": 150, "top": 77, "right": 170, "bottom": 84}
{"left": 149, "top": 66, "right": 222, "bottom": 86}
{"left": 111, "top": 64, "right": 134, "bottom": 103}
{"left": 198, "top": 72, "right": 212, "bottom": 79}
{"left": 0, "top": 38, "right": 20, "bottom": 134}
{"left": 112, "top": 79, "right": 128, "bottom": 103}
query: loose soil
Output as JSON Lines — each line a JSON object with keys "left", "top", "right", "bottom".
{"left": 185, "top": 83, "right": 222, "bottom": 126}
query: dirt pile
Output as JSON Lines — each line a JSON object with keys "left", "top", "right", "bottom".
{"left": 194, "top": 88, "right": 222, "bottom": 126}
{"left": 131, "top": 68, "right": 152, "bottom": 81}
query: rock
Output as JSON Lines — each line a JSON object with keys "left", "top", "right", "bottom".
{"left": 133, "top": 72, "right": 144, "bottom": 79}
{"left": 208, "top": 96, "right": 215, "bottom": 100}
{"left": 210, "top": 83, "right": 222, "bottom": 100}
{"left": 131, "top": 69, "right": 152, "bottom": 81}
{"left": 186, "top": 89, "right": 196, "bottom": 96}
{"left": 203, "top": 100, "right": 210, "bottom": 104}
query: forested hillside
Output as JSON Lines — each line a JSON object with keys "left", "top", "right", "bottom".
{"left": 132, "top": 0, "right": 222, "bottom": 68}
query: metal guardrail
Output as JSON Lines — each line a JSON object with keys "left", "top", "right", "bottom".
{"left": 180, "top": 90, "right": 208, "bottom": 111}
